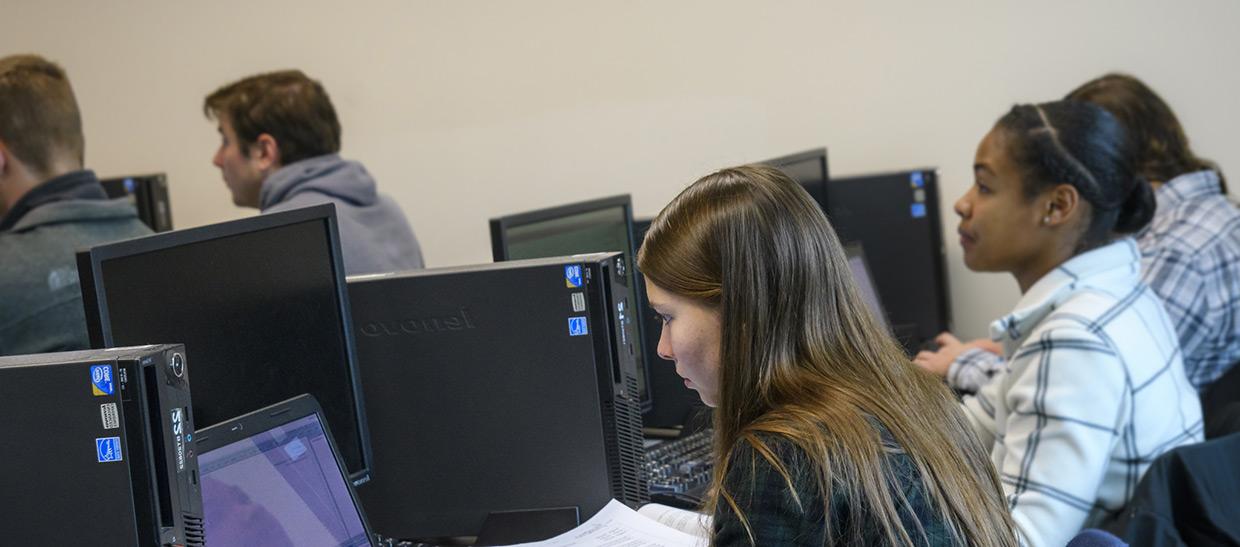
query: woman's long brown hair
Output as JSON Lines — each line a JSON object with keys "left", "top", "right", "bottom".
{"left": 638, "top": 165, "right": 1016, "bottom": 546}
{"left": 1067, "top": 73, "right": 1226, "bottom": 193}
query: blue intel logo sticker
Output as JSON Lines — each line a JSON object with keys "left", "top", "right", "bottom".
{"left": 564, "top": 265, "right": 583, "bottom": 288}
{"left": 568, "top": 316, "right": 589, "bottom": 336}
{"left": 90, "top": 365, "right": 114, "bottom": 396}
{"left": 910, "top": 203, "right": 927, "bottom": 218}
{"left": 910, "top": 172, "right": 925, "bottom": 188}
{"left": 96, "top": 437, "right": 123, "bottom": 463}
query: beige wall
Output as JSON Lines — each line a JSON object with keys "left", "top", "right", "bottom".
{"left": 8, "top": 0, "right": 1240, "bottom": 338}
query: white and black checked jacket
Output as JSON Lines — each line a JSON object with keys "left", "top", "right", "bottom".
{"left": 961, "top": 238, "right": 1203, "bottom": 547}
{"left": 949, "top": 170, "right": 1240, "bottom": 394}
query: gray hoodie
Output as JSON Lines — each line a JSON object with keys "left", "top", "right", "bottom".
{"left": 0, "top": 197, "right": 151, "bottom": 355}
{"left": 260, "top": 154, "right": 425, "bottom": 275}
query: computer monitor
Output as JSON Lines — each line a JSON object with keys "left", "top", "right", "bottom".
{"left": 76, "top": 204, "right": 373, "bottom": 484}
{"left": 826, "top": 169, "right": 951, "bottom": 353}
{"left": 490, "top": 195, "right": 652, "bottom": 413}
{"left": 760, "top": 148, "right": 830, "bottom": 208}
{"left": 100, "top": 173, "right": 173, "bottom": 232}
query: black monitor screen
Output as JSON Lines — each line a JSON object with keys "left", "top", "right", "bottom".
{"left": 78, "top": 205, "right": 371, "bottom": 482}
{"left": 761, "top": 148, "right": 829, "bottom": 208}
{"left": 503, "top": 207, "right": 629, "bottom": 262}
{"left": 490, "top": 196, "right": 649, "bottom": 409}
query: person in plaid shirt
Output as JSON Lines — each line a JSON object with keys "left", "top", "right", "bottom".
{"left": 918, "top": 74, "right": 1239, "bottom": 396}
{"left": 951, "top": 100, "right": 1202, "bottom": 547}
{"left": 639, "top": 165, "right": 1017, "bottom": 546}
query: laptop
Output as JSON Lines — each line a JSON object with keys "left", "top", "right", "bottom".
{"left": 194, "top": 394, "right": 376, "bottom": 547}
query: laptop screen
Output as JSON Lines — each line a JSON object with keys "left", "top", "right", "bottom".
{"left": 199, "top": 412, "right": 372, "bottom": 547}
{"left": 845, "top": 245, "right": 890, "bottom": 330}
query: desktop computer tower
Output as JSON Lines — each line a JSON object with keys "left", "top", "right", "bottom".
{"left": 348, "top": 253, "right": 647, "bottom": 540}
{"left": 0, "top": 345, "right": 203, "bottom": 546}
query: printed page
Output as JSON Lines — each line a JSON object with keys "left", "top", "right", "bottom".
{"left": 635, "top": 503, "right": 711, "bottom": 539}
{"left": 500, "top": 499, "right": 706, "bottom": 547}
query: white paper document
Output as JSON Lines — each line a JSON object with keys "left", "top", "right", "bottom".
{"left": 635, "top": 503, "right": 711, "bottom": 539}
{"left": 500, "top": 499, "right": 708, "bottom": 547}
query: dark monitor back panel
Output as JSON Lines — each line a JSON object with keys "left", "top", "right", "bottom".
{"left": 100, "top": 173, "right": 173, "bottom": 232}
{"left": 826, "top": 170, "right": 951, "bottom": 353}
{"left": 77, "top": 204, "right": 371, "bottom": 483}
{"left": 759, "top": 148, "right": 829, "bottom": 209}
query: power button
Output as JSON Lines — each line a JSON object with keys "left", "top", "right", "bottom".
{"left": 169, "top": 353, "right": 185, "bottom": 378}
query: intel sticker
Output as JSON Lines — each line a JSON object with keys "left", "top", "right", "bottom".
{"left": 910, "top": 172, "right": 925, "bottom": 188}
{"left": 910, "top": 203, "right": 927, "bottom": 218}
{"left": 96, "top": 437, "right": 123, "bottom": 463}
{"left": 100, "top": 403, "right": 120, "bottom": 430}
{"left": 91, "top": 365, "right": 114, "bottom": 396}
{"left": 568, "top": 316, "right": 589, "bottom": 336}
{"left": 565, "top": 265, "right": 583, "bottom": 288}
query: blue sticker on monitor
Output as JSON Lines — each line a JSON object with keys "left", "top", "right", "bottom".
{"left": 96, "top": 437, "right": 123, "bottom": 463}
{"left": 564, "top": 265, "right": 583, "bottom": 288}
{"left": 568, "top": 316, "right": 589, "bottom": 336}
{"left": 910, "top": 172, "right": 925, "bottom": 188}
{"left": 123, "top": 178, "right": 136, "bottom": 193}
{"left": 910, "top": 203, "right": 927, "bottom": 218}
{"left": 90, "top": 365, "right": 114, "bottom": 396}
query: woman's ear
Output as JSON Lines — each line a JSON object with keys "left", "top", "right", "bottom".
{"left": 1041, "top": 183, "right": 1081, "bottom": 227}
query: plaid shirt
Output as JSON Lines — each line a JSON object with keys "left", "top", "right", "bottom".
{"left": 1138, "top": 170, "right": 1240, "bottom": 390}
{"left": 961, "top": 238, "right": 1203, "bottom": 547}
{"left": 949, "top": 171, "right": 1240, "bottom": 394}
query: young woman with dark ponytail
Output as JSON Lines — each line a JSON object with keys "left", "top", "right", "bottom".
{"left": 921, "top": 75, "right": 1240, "bottom": 402}
{"left": 952, "top": 101, "right": 1202, "bottom": 546}
{"left": 638, "top": 165, "right": 1017, "bottom": 546}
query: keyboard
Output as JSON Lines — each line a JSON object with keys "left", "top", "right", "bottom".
{"left": 644, "top": 428, "right": 713, "bottom": 508}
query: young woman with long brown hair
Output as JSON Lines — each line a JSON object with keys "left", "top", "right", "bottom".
{"left": 637, "top": 164, "right": 1016, "bottom": 546}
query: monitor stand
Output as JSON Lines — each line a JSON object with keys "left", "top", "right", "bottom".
{"left": 473, "top": 506, "right": 581, "bottom": 546}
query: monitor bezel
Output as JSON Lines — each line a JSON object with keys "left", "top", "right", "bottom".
{"left": 759, "top": 147, "right": 830, "bottom": 209}
{"left": 76, "top": 203, "right": 373, "bottom": 485}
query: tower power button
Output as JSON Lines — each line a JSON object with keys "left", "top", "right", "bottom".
{"left": 170, "top": 353, "right": 185, "bottom": 378}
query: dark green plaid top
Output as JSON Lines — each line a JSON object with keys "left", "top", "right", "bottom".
{"left": 712, "top": 426, "right": 959, "bottom": 546}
